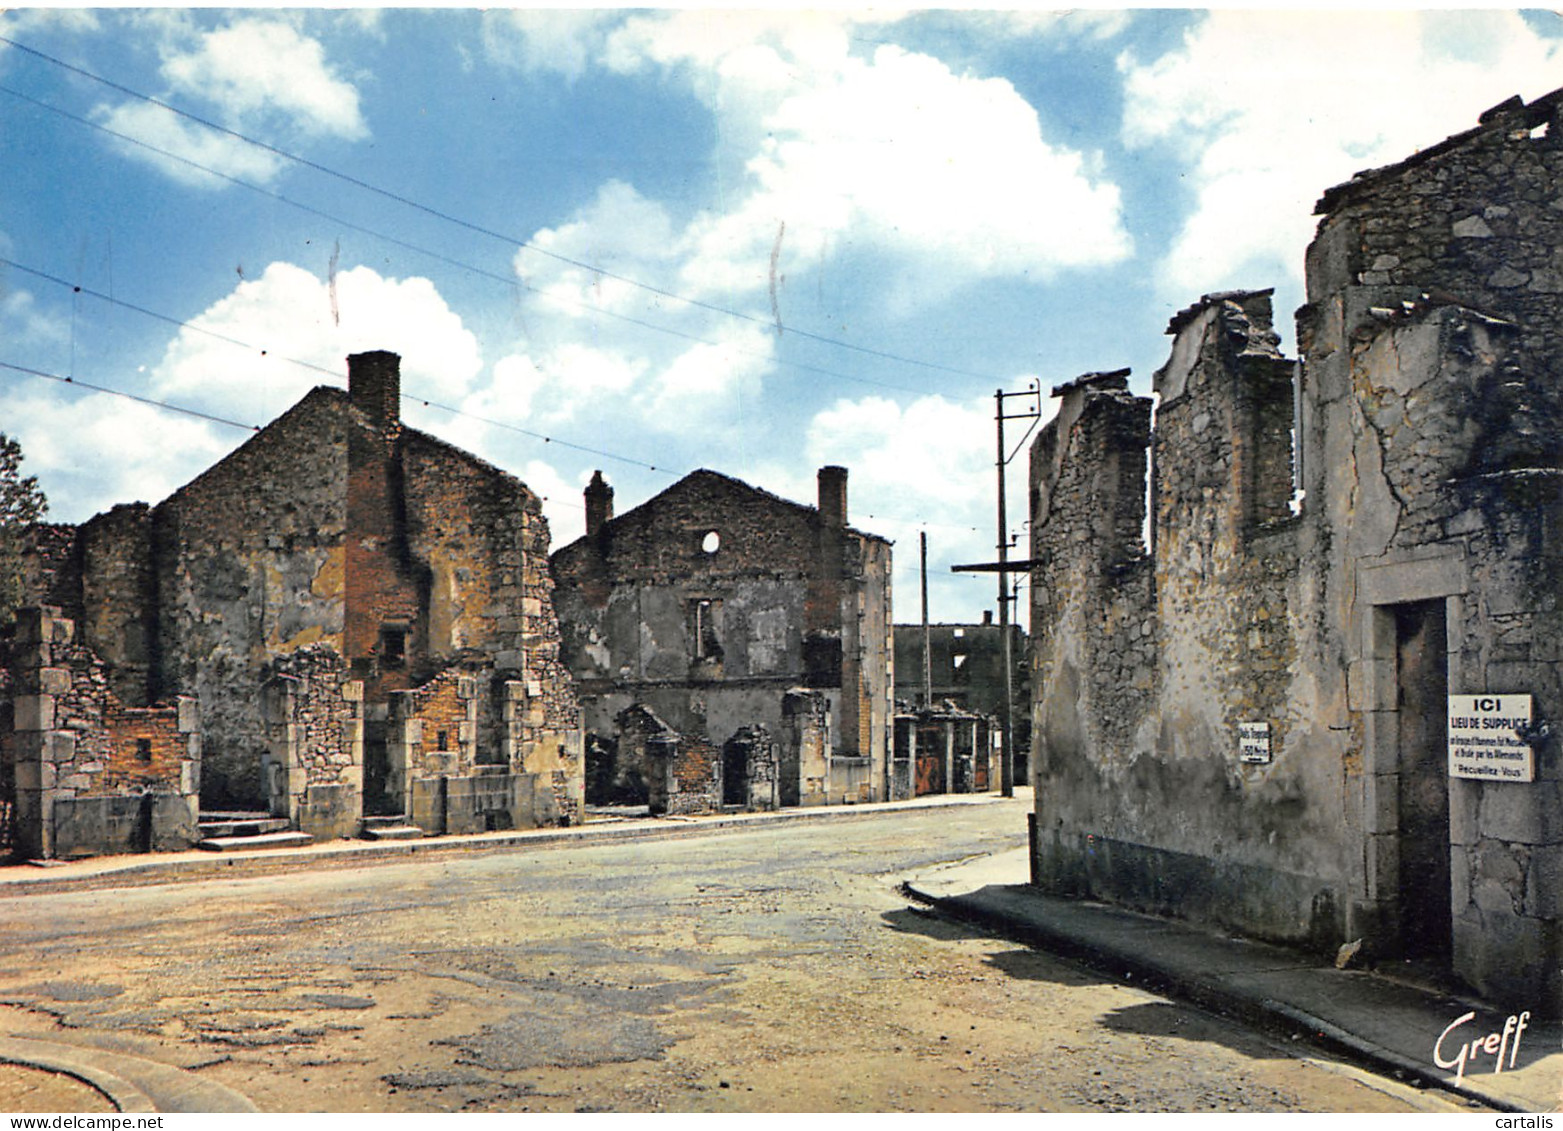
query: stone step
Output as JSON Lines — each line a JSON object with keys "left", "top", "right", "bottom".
{"left": 196, "top": 832, "right": 314, "bottom": 852}
{"left": 359, "top": 814, "right": 411, "bottom": 828}
{"left": 360, "top": 823, "right": 424, "bottom": 841}
{"left": 198, "top": 817, "right": 292, "bottom": 839}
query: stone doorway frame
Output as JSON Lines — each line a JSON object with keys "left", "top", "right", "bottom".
{"left": 1354, "top": 553, "right": 1467, "bottom": 956}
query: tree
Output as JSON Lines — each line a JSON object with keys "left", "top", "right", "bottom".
{"left": 0, "top": 432, "right": 48, "bottom": 627}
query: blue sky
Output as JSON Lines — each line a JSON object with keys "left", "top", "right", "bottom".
{"left": 3, "top": 8, "right": 1562, "bottom": 622}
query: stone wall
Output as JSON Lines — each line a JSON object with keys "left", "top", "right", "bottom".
{"left": 262, "top": 646, "right": 363, "bottom": 841}
{"left": 2, "top": 606, "right": 198, "bottom": 858}
{"left": 1030, "top": 90, "right": 1563, "bottom": 1011}
{"left": 14, "top": 352, "right": 584, "bottom": 844}
{"left": 553, "top": 467, "right": 892, "bottom": 809}
{"left": 155, "top": 390, "right": 351, "bottom": 809}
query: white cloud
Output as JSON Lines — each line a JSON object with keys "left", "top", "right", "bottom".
{"left": 804, "top": 392, "right": 1017, "bottom": 620}
{"left": 4, "top": 387, "right": 231, "bottom": 519}
{"left": 1121, "top": 10, "right": 1563, "bottom": 299}
{"left": 481, "top": 9, "right": 619, "bottom": 81}
{"left": 688, "top": 44, "right": 1129, "bottom": 297}
{"left": 482, "top": 13, "right": 1127, "bottom": 474}
{"left": 982, "top": 9, "right": 1132, "bottom": 42}
{"left": 95, "top": 101, "right": 287, "bottom": 187}
{"left": 153, "top": 261, "right": 482, "bottom": 424}
{"left": 489, "top": 180, "right": 776, "bottom": 447}
{"left": 0, "top": 287, "right": 69, "bottom": 349}
{"left": 597, "top": 17, "right": 1131, "bottom": 299}
{"left": 94, "top": 16, "right": 366, "bottom": 187}
{"left": 161, "top": 18, "right": 365, "bottom": 140}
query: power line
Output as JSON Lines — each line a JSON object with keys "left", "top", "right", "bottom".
{"left": 0, "top": 253, "right": 680, "bottom": 474}
{"left": 0, "top": 34, "right": 1004, "bottom": 385}
{"left": 0, "top": 360, "right": 262, "bottom": 432}
{"left": 1, "top": 360, "right": 999, "bottom": 541}
{"left": 0, "top": 82, "right": 938, "bottom": 400}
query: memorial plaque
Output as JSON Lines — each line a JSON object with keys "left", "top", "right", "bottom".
{"left": 1447, "top": 695, "right": 1534, "bottom": 782}
{"left": 1239, "top": 722, "right": 1271, "bottom": 764}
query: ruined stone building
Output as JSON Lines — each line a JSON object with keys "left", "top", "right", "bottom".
{"left": 550, "top": 466, "right": 893, "bottom": 813}
{"left": 893, "top": 615, "right": 1029, "bottom": 779}
{"left": 1, "top": 351, "right": 583, "bottom": 858}
{"left": 1028, "top": 91, "right": 1563, "bottom": 1010}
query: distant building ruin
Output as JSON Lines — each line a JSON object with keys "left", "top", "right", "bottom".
{"left": 2, "top": 351, "right": 583, "bottom": 857}
{"left": 893, "top": 615, "right": 1029, "bottom": 778}
{"left": 550, "top": 466, "right": 894, "bottom": 812}
{"left": 1028, "top": 91, "right": 1563, "bottom": 1010}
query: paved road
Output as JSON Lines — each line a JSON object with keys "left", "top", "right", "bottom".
{"left": 0, "top": 796, "right": 1471, "bottom": 1112}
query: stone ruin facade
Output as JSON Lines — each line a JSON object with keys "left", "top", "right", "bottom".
{"left": 1029, "top": 90, "right": 1563, "bottom": 1010}
{"left": 551, "top": 466, "right": 894, "bottom": 813}
{"left": 891, "top": 703, "right": 998, "bottom": 800}
{"left": 2, "top": 350, "right": 583, "bottom": 856}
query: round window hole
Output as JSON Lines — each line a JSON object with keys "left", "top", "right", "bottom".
{"left": 702, "top": 530, "right": 721, "bottom": 554}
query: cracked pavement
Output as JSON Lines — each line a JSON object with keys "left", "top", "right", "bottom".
{"left": 0, "top": 796, "right": 1479, "bottom": 1112}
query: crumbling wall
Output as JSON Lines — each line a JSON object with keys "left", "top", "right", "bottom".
{"left": 780, "top": 688, "right": 829, "bottom": 806}
{"left": 156, "top": 390, "right": 350, "bottom": 810}
{"left": 1031, "top": 90, "right": 1563, "bottom": 1010}
{"left": 552, "top": 467, "right": 891, "bottom": 808}
{"left": 261, "top": 645, "right": 363, "bottom": 840}
{"left": 3, "top": 606, "right": 198, "bottom": 858}
{"left": 1302, "top": 95, "right": 1563, "bottom": 1008}
{"left": 77, "top": 505, "right": 158, "bottom": 708}
{"left": 1031, "top": 309, "right": 1355, "bottom": 947}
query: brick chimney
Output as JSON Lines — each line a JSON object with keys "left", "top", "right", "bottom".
{"left": 584, "top": 470, "right": 614, "bottom": 538}
{"left": 817, "top": 465, "right": 847, "bottom": 529}
{"left": 348, "top": 350, "right": 401, "bottom": 432}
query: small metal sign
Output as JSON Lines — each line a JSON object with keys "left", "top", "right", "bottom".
{"left": 1239, "top": 722, "right": 1271, "bottom": 764}
{"left": 1448, "top": 695, "right": 1534, "bottom": 782}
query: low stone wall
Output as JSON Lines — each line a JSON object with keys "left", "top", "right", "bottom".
{"left": 3, "top": 606, "right": 199, "bottom": 858}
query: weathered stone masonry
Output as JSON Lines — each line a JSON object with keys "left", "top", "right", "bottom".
{"left": 1, "top": 606, "right": 199, "bottom": 858}
{"left": 552, "top": 466, "right": 893, "bottom": 813}
{"left": 5, "top": 350, "right": 583, "bottom": 854}
{"left": 1030, "top": 91, "right": 1563, "bottom": 1011}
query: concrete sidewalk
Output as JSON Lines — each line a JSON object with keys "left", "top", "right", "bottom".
{"left": 0, "top": 790, "right": 1007, "bottom": 898}
{"left": 904, "top": 848, "right": 1562, "bottom": 1114}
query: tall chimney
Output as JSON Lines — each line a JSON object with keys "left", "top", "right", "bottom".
{"left": 584, "top": 470, "right": 614, "bottom": 538}
{"left": 818, "top": 465, "right": 847, "bottom": 529}
{"left": 348, "top": 350, "right": 401, "bottom": 432}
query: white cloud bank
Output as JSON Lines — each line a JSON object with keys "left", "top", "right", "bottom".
{"left": 96, "top": 16, "right": 367, "bottom": 187}
{"left": 154, "top": 261, "right": 481, "bottom": 424}
{"left": 485, "top": 10, "right": 1127, "bottom": 478}
{"left": 1121, "top": 10, "right": 1563, "bottom": 299}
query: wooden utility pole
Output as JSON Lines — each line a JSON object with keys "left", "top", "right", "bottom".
{"left": 953, "top": 383, "right": 1041, "bottom": 798}
{"left": 920, "top": 531, "right": 932, "bottom": 708}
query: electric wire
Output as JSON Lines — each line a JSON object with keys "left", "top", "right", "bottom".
{"left": 0, "top": 81, "right": 939, "bottom": 399}
{"left": 0, "top": 42, "right": 1019, "bottom": 540}
{"left": 0, "top": 34, "right": 1004, "bottom": 384}
{"left": 0, "top": 360, "right": 262, "bottom": 432}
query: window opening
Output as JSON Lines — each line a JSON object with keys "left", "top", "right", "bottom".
{"left": 702, "top": 530, "right": 721, "bottom": 554}
{"left": 380, "top": 625, "right": 407, "bottom": 669}
{"left": 693, "top": 599, "right": 722, "bottom": 660}
{"left": 135, "top": 738, "right": 152, "bottom": 762}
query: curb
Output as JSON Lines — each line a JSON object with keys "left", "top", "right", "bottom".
{"left": 0, "top": 1037, "right": 258, "bottom": 1113}
{"left": 0, "top": 1038, "right": 154, "bottom": 1114}
{"left": 0, "top": 792, "right": 1010, "bottom": 897}
{"left": 901, "top": 882, "right": 1526, "bottom": 1115}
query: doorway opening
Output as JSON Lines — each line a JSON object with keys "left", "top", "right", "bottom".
{"left": 1393, "top": 599, "right": 1451, "bottom": 963}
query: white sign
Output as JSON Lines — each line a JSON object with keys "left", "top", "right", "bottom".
{"left": 1239, "top": 722, "right": 1271, "bottom": 764}
{"left": 1448, "top": 695, "right": 1534, "bottom": 782}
